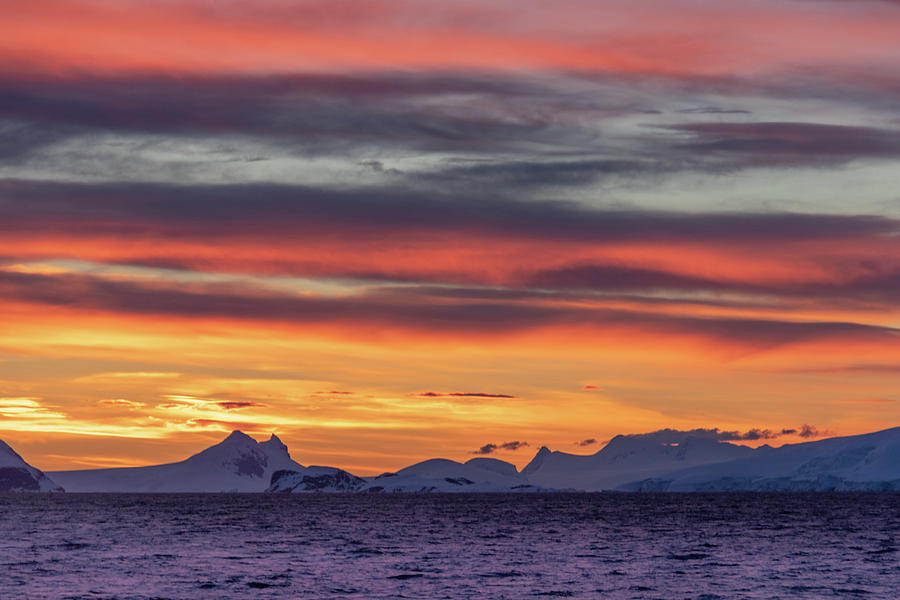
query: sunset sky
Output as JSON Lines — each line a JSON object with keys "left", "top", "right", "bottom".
{"left": 2, "top": 0, "right": 899, "bottom": 474}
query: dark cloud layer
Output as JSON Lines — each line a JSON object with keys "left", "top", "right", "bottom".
{"left": 2, "top": 179, "right": 894, "bottom": 246}
{"left": 0, "top": 72, "right": 602, "bottom": 160}
{"left": 668, "top": 121, "right": 900, "bottom": 165}
{"left": 0, "top": 269, "right": 896, "bottom": 350}
{"left": 3, "top": 71, "right": 900, "bottom": 182}
{"left": 419, "top": 158, "right": 665, "bottom": 190}
{"left": 527, "top": 262, "right": 900, "bottom": 301}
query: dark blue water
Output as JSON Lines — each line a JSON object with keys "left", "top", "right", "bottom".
{"left": 1, "top": 493, "right": 898, "bottom": 599}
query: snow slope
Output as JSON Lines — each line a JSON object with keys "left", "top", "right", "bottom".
{"left": 620, "top": 426, "right": 900, "bottom": 491}
{"left": 0, "top": 439, "right": 64, "bottom": 492}
{"left": 360, "top": 457, "right": 546, "bottom": 493}
{"left": 49, "top": 431, "right": 306, "bottom": 492}
{"left": 522, "top": 434, "right": 754, "bottom": 491}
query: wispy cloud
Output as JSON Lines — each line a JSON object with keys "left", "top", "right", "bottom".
{"left": 96, "top": 399, "right": 146, "bottom": 409}
{"left": 412, "top": 392, "right": 518, "bottom": 399}
{"left": 215, "top": 401, "right": 267, "bottom": 410}
{"left": 665, "top": 121, "right": 900, "bottom": 166}
{"left": 1, "top": 268, "right": 896, "bottom": 353}
{"left": 473, "top": 440, "right": 530, "bottom": 455}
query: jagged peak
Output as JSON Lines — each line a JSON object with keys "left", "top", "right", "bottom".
{"left": 0, "top": 438, "right": 28, "bottom": 467}
{"left": 0, "top": 439, "right": 22, "bottom": 458}
{"left": 260, "top": 433, "right": 289, "bottom": 454}
{"left": 521, "top": 445, "right": 552, "bottom": 477}
{"left": 185, "top": 430, "right": 258, "bottom": 461}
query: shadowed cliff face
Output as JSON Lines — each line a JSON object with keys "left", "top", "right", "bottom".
{"left": 0, "top": 439, "right": 65, "bottom": 492}
{"left": 0, "top": 467, "right": 40, "bottom": 491}
{"left": 268, "top": 469, "right": 367, "bottom": 493}
{"left": 229, "top": 451, "right": 267, "bottom": 478}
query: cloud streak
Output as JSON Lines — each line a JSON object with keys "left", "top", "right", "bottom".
{"left": 0, "top": 269, "right": 896, "bottom": 353}
{"left": 412, "top": 392, "right": 518, "bottom": 399}
{"left": 4, "top": 71, "right": 900, "bottom": 185}
{"left": 667, "top": 122, "right": 900, "bottom": 165}
{"left": 473, "top": 441, "right": 529, "bottom": 455}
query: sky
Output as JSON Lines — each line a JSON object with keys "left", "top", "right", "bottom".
{"left": 1, "top": 0, "right": 899, "bottom": 474}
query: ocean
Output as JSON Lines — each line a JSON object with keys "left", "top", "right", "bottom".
{"left": 1, "top": 493, "right": 898, "bottom": 599}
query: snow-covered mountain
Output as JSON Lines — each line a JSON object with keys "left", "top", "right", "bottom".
{"left": 358, "top": 457, "right": 547, "bottom": 493}
{"left": 268, "top": 455, "right": 551, "bottom": 493}
{"left": 619, "top": 426, "right": 900, "bottom": 491}
{"left": 521, "top": 433, "right": 754, "bottom": 491}
{"left": 49, "top": 431, "right": 306, "bottom": 492}
{"left": 0, "top": 439, "right": 64, "bottom": 492}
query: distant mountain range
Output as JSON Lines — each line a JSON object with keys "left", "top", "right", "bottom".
{"left": 2, "top": 426, "right": 898, "bottom": 493}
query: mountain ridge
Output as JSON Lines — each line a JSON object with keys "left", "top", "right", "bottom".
{"left": 620, "top": 426, "right": 900, "bottom": 492}
{"left": 1, "top": 425, "right": 894, "bottom": 493}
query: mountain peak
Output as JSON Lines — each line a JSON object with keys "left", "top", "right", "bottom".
{"left": 521, "top": 445, "right": 552, "bottom": 478}
{"left": 260, "top": 433, "right": 291, "bottom": 459}
{"left": 0, "top": 439, "right": 24, "bottom": 463}
{"left": 216, "top": 430, "right": 259, "bottom": 448}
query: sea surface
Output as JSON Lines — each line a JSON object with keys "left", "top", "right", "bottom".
{"left": 1, "top": 493, "right": 898, "bottom": 599}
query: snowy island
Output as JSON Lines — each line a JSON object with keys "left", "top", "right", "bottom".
{"left": 2, "top": 426, "right": 899, "bottom": 493}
